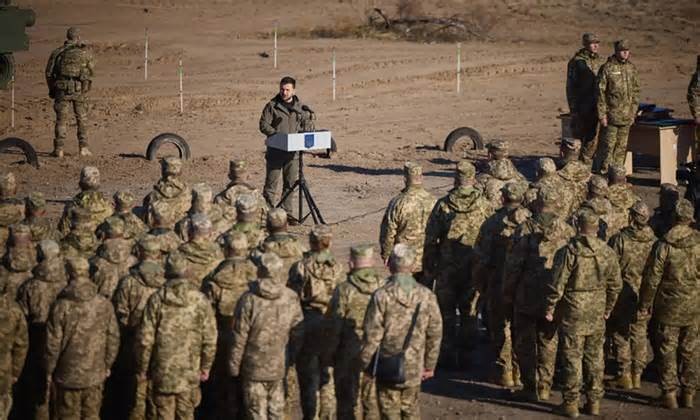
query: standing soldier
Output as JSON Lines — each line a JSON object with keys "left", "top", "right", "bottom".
{"left": 175, "top": 214, "right": 223, "bottom": 287}
{"left": 175, "top": 184, "right": 227, "bottom": 243}
{"left": 61, "top": 208, "right": 100, "bottom": 260}
{"left": 638, "top": 199, "right": 700, "bottom": 409}
{"left": 215, "top": 159, "right": 269, "bottom": 226}
{"left": 143, "top": 157, "right": 192, "bottom": 228}
{"left": 477, "top": 141, "right": 528, "bottom": 208}
{"left": 524, "top": 157, "right": 571, "bottom": 215}
{"left": 423, "top": 161, "right": 491, "bottom": 366}
{"left": 46, "top": 257, "right": 120, "bottom": 420}
{"left": 229, "top": 253, "right": 305, "bottom": 420}
{"left": 135, "top": 254, "right": 217, "bottom": 420}
{"left": 687, "top": 55, "right": 699, "bottom": 159}
{"left": 606, "top": 202, "right": 656, "bottom": 390}
{"left": 22, "top": 193, "right": 61, "bottom": 245}
{"left": 0, "top": 268, "right": 28, "bottom": 420}
{"left": 220, "top": 194, "right": 266, "bottom": 254}
{"left": 580, "top": 175, "right": 614, "bottom": 240}
{"left": 91, "top": 217, "right": 137, "bottom": 299}
{"left": 566, "top": 33, "right": 604, "bottom": 164}
{"left": 58, "top": 166, "right": 114, "bottom": 235}
{"left": 597, "top": 40, "right": 640, "bottom": 173}
{"left": 259, "top": 76, "right": 315, "bottom": 216}
{"left": 45, "top": 27, "right": 95, "bottom": 158}
{"left": 0, "top": 225, "right": 37, "bottom": 299}
{"left": 380, "top": 162, "right": 436, "bottom": 277}
{"left": 327, "top": 244, "right": 383, "bottom": 420}
{"left": 146, "top": 201, "right": 183, "bottom": 261}
{"left": 607, "top": 165, "right": 640, "bottom": 236}
{"left": 259, "top": 208, "right": 307, "bottom": 278}
{"left": 557, "top": 139, "right": 592, "bottom": 217}
{"left": 289, "top": 225, "right": 343, "bottom": 420}
{"left": 360, "top": 244, "right": 442, "bottom": 420}
{"left": 0, "top": 173, "right": 26, "bottom": 251}
{"left": 544, "top": 210, "right": 622, "bottom": 418}
{"left": 650, "top": 184, "right": 680, "bottom": 238}
{"left": 110, "top": 191, "right": 148, "bottom": 244}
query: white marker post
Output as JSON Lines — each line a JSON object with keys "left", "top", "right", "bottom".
{"left": 456, "top": 42, "right": 461, "bottom": 94}
{"left": 273, "top": 21, "right": 278, "bottom": 69}
{"left": 332, "top": 48, "right": 336, "bottom": 101}
{"left": 10, "top": 74, "right": 15, "bottom": 128}
{"left": 178, "top": 59, "right": 183, "bottom": 114}
{"left": 144, "top": 28, "right": 149, "bottom": 81}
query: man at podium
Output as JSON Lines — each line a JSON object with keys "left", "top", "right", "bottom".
{"left": 259, "top": 76, "right": 315, "bottom": 218}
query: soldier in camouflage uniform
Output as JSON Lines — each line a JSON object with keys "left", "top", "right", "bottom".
{"left": 327, "top": 244, "right": 383, "bottom": 420}
{"left": 289, "top": 226, "right": 343, "bottom": 420}
{"left": 606, "top": 202, "right": 656, "bottom": 390}
{"left": 147, "top": 201, "right": 183, "bottom": 262}
{"left": 143, "top": 157, "right": 192, "bottom": 228}
{"left": 45, "top": 27, "right": 96, "bottom": 158}
{"left": 0, "top": 173, "right": 25, "bottom": 252}
{"left": 16, "top": 240, "right": 67, "bottom": 420}
{"left": 201, "top": 232, "right": 257, "bottom": 420}
{"left": 580, "top": 175, "right": 614, "bottom": 240}
{"left": 0, "top": 272, "right": 28, "bottom": 420}
{"left": 176, "top": 183, "right": 228, "bottom": 243}
{"left": 650, "top": 184, "right": 680, "bottom": 238}
{"left": 524, "top": 157, "right": 571, "bottom": 215}
{"left": 136, "top": 253, "right": 217, "bottom": 420}
{"left": 215, "top": 159, "right": 269, "bottom": 226}
{"left": 596, "top": 40, "right": 641, "bottom": 172}
{"left": 91, "top": 217, "right": 137, "bottom": 299}
{"left": 259, "top": 208, "right": 307, "bottom": 279}
{"left": 219, "top": 194, "right": 266, "bottom": 254}
{"left": 473, "top": 182, "right": 530, "bottom": 387}
{"left": 175, "top": 214, "right": 223, "bottom": 286}
{"left": 61, "top": 207, "right": 100, "bottom": 260}
{"left": 504, "top": 187, "right": 576, "bottom": 402}
{"left": 566, "top": 33, "right": 605, "bottom": 164}
{"left": 423, "top": 161, "right": 491, "bottom": 366}
{"left": 606, "top": 165, "right": 639, "bottom": 238}
{"left": 638, "top": 199, "right": 700, "bottom": 409}
{"left": 477, "top": 141, "right": 528, "bottom": 208}
{"left": 544, "top": 210, "right": 622, "bottom": 418}
{"left": 229, "top": 252, "right": 305, "bottom": 420}
{"left": 380, "top": 162, "right": 436, "bottom": 275}
{"left": 686, "top": 55, "right": 699, "bottom": 158}
{"left": 360, "top": 244, "right": 442, "bottom": 420}
{"left": 0, "top": 224, "right": 37, "bottom": 300}
{"left": 109, "top": 191, "right": 148, "bottom": 244}
{"left": 58, "top": 166, "right": 114, "bottom": 235}
{"left": 557, "top": 139, "right": 592, "bottom": 218}
{"left": 46, "top": 257, "right": 120, "bottom": 420}
{"left": 22, "top": 193, "right": 61, "bottom": 245}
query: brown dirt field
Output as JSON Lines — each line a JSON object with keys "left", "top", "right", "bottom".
{"left": 1, "top": 0, "right": 699, "bottom": 418}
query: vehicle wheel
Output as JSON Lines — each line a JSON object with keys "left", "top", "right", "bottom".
{"left": 146, "top": 133, "right": 191, "bottom": 161}
{"left": 444, "top": 127, "right": 484, "bottom": 154}
{"left": 0, "top": 137, "right": 39, "bottom": 168}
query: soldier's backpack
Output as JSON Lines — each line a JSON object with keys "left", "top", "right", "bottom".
{"left": 56, "top": 46, "right": 87, "bottom": 79}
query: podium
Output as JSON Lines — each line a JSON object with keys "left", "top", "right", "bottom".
{"left": 266, "top": 132, "right": 330, "bottom": 225}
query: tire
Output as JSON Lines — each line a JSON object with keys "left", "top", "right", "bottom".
{"left": 0, "top": 137, "right": 39, "bottom": 168}
{"left": 444, "top": 126, "right": 484, "bottom": 153}
{"left": 146, "top": 133, "right": 191, "bottom": 161}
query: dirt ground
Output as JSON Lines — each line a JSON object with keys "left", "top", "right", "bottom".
{"left": 1, "top": 0, "right": 699, "bottom": 418}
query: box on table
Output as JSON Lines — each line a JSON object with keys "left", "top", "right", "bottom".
{"left": 266, "top": 131, "right": 332, "bottom": 152}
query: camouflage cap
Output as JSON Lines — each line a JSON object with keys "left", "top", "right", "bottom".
{"left": 66, "top": 257, "right": 90, "bottom": 278}
{"left": 589, "top": 175, "right": 609, "bottom": 195}
{"left": 560, "top": 138, "right": 582, "bottom": 151}
{"left": 114, "top": 191, "right": 135, "bottom": 208}
{"left": 102, "top": 216, "right": 125, "bottom": 238}
{"left": 229, "top": 159, "right": 248, "bottom": 174}
{"left": 630, "top": 201, "right": 650, "bottom": 220}
{"left": 267, "top": 208, "right": 288, "bottom": 229}
{"left": 137, "top": 234, "right": 161, "bottom": 254}
{"left": 10, "top": 224, "right": 31, "bottom": 242}
{"left": 674, "top": 198, "right": 695, "bottom": 222}
{"left": 576, "top": 208, "right": 600, "bottom": 227}
{"left": 502, "top": 182, "right": 525, "bottom": 203}
{"left": 26, "top": 192, "right": 46, "bottom": 210}
{"left": 236, "top": 194, "right": 258, "bottom": 214}
{"left": 190, "top": 213, "right": 213, "bottom": 235}
{"left": 537, "top": 157, "right": 557, "bottom": 175}
{"left": 537, "top": 186, "right": 559, "bottom": 207}
{"left": 192, "top": 183, "right": 213, "bottom": 203}
{"left": 310, "top": 225, "right": 332, "bottom": 241}
{"left": 80, "top": 166, "right": 100, "bottom": 189}
{"left": 165, "top": 253, "right": 189, "bottom": 278}
{"left": 350, "top": 243, "right": 375, "bottom": 259}
{"left": 161, "top": 157, "right": 183, "bottom": 176}
{"left": 490, "top": 160, "right": 515, "bottom": 181}
{"left": 259, "top": 252, "right": 284, "bottom": 277}
{"left": 0, "top": 172, "right": 17, "bottom": 196}
{"left": 390, "top": 243, "right": 416, "bottom": 268}
{"left": 223, "top": 231, "right": 248, "bottom": 251}
{"left": 138, "top": 261, "right": 164, "bottom": 277}
{"left": 608, "top": 165, "right": 627, "bottom": 180}
{"left": 38, "top": 240, "right": 60, "bottom": 260}
{"left": 403, "top": 162, "right": 422, "bottom": 180}
{"left": 67, "top": 27, "right": 80, "bottom": 40}
{"left": 614, "top": 39, "right": 630, "bottom": 52}
{"left": 487, "top": 140, "right": 509, "bottom": 151}
{"left": 582, "top": 32, "right": 600, "bottom": 44}
{"left": 456, "top": 160, "right": 476, "bottom": 180}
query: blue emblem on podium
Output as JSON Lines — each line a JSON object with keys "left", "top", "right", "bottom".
{"left": 304, "top": 134, "right": 315, "bottom": 148}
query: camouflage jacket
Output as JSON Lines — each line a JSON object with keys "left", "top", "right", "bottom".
{"left": 503, "top": 213, "right": 575, "bottom": 316}
{"left": 477, "top": 160, "right": 528, "bottom": 208}
{"left": 259, "top": 94, "right": 315, "bottom": 137}
{"left": 136, "top": 277, "right": 216, "bottom": 393}
{"left": 259, "top": 232, "right": 307, "bottom": 280}
{"left": 545, "top": 234, "right": 622, "bottom": 334}
{"left": 143, "top": 177, "right": 192, "bottom": 228}
{"left": 46, "top": 278, "right": 119, "bottom": 389}
{"left": 175, "top": 207, "right": 229, "bottom": 243}
{"left": 597, "top": 55, "right": 640, "bottom": 126}
{"left": 380, "top": 186, "right": 437, "bottom": 271}
{"left": 176, "top": 240, "right": 224, "bottom": 286}
{"left": 221, "top": 222, "right": 266, "bottom": 253}
{"left": 113, "top": 211, "right": 148, "bottom": 243}
{"left": 214, "top": 183, "right": 269, "bottom": 226}
{"left": 61, "top": 227, "right": 99, "bottom": 260}
{"left": 525, "top": 174, "right": 573, "bottom": 216}
{"left": 148, "top": 227, "right": 182, "bottom": 261}
{"left": 229, "top": 277, "right": 304, "bottom": 381}
{"left": 17, "top": 256, "right": 68, "bottom": 325}
{"left": 566, "top": 48, "right": 604, "bottom": 114}
{"left": 90, "top": 238, "right": 137, "bottom": 299}
{"left": 113, "top": 261, "right": 166, "bottom": 331}
{"left": 688, "top": 70, "right": 699, "bottom": 118}
{"left": 58, "top": 190, "right": 114, "bottom": 235}
{"left": 0, "top": 198, "right": 25, "bottom": 250}
{"left": 581, "top": 197, "right": 614, "bottom": 240}
{"left": 22, "top": 218, "right": 62, "bottom": 245}
{"left": 0, "top": 292, "right": 28, "bottom": 394}
{"left": 639, "top": 225, "right": 700, "bottom": 326}
{"left": 0, "top": 245, "right": 37, "bottom": 300}
{"left": 557, "top": 160, "right": 591, "bottom": 216}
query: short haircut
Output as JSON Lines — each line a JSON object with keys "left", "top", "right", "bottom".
{"left": 280, "top": 76, "right": 296, "bottom": 87}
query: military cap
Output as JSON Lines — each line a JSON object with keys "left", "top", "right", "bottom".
{"left": 536, "top": 158, "right": 557, "bottom": 175}
{"left": 490, "top": 160, "right": 515, "bottom": 181}
{"left": 310, "top": 225, "right": 332, "bottom": 240}
{"left": 102, "top": 216, "right": 125, "bottom": 238}
{"left": 456, "top": 160, "right": 476, "bottom": 179}
{"left": 161, "top": 157, "right": 183, "bottom": 176}
{"left": 350, "top": 244, "right": 375, "bottom": 259}
{"left": 10, "top": 224, "right": 31, "bottom": 241}
{"left": 38, "top": 240, "right": 61, "bottom": 260}
{"left": 137, "top": 234, "right": 161, "bottom": 253}
{"left": 576, "top": 208, "right": 600, "bottom": 227}
{"left": 403, "top": 162, "right": 422, "bottom": 180}
{"left": 674, "top": 198, "right": 695, "bottom": 222}
{"left": 589, "top": 175, "right": 609, "bottom": 195}
{"left": 608, "top": 165, "right": 627, "bottom": 180}
{"left": 537, "top": 186, "right": 559, "bottom": 206}
{"left": 138, "top": 261, "right": 164, "bottom": 277}
{"left": 26, "top": 192, "right": 46, "bottom": 210}
{"left": 80, "top": 166, "right": 100, "bottom": 189}
{"left": 502, "top": 182, "right": 525, "bottom": 203}
{"left": 192, "top": 183, "right": 213, "bottom": 203}
{"left": 560, "top": 138, "right": 582, "bottom": 151}
{"left": 66, "top": 257, "right": 90, "bottom": 278}
{"left": 582, "top": 32, "right": 600, "bottom": 44}
{"left": 114, "top": 191, "right": 135, "bottom": 208}
{"left": 0, "top": 172, "right": 17, "bottom": 196}
{"left": 267, "top": 208, "right": 288, "bottom": 229}
{"left": 487, "top": 140, "right": 509, "bottom": 151}
{"left": 229, "top": 160, "right": 248, "bottom": 174}
{"left": 259, "top": 252, "right": 284, "bottom": 277}
{"left": 614, "top": 39, "right": 630, "bottom": 52}
{"left": 166, "top": 253, "right": 189, "bottom": 278}
{"left": 630, "top": 201, "right": 650, "bottom": 220}
{"left": 236, "top": 194, "right": 258, "bottom": 214}
{"left": 390, "top": 243, "right": 416, "bottom": 268}
{"left": 67, "top": 27, "right": 81, "bottom": 40}
{"left": 190, "top": 214, "right": 212, "bottom": 235}
{"left": 223, "top": 231, "right": 248, "bottom": 251}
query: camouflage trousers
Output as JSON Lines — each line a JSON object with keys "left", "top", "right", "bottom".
{"left": 148, "top": 387, "right": 200, "bottom": 420}
{"left": 655, "top": 322, "right": 699, "bottom": 394}
{"left": 53, "top": 97, "right": 89, "bottom": 150}
{"left": 297, "top": 351, "right": 335, "bottom": 420}
{"left": 334, "top": 360, "right": 378, "bottom": 420}
{"left": 54, "top": 383, "right": 104, "bottom": 420}
{"left": 573, "top": 112, "right": 600, "bottom": 165}
{"left": 264, "top": 149, "right": 299, "bottom": 215}
{"left": 0, "top": 393, "right": 11, "bottom": 420}
{"left": 486, "top": 293, "right": 518, "bottom": 383}
{"left": 129, "top": 378, "right": 149, "bottom": 420}
{"left": 434, "top": 273, "right": 479, "bottom": 363}
{"left": 513, "top": 312, "right": 558, "bottom": 394}
{"left": 242, "top": 379, "right": 285, "bottom": 420}
{"left": 560, "top": 330, "right": 605, "bottom": 405}
{"left": 607, "top": 312, "right": 650, "bottom": 376}
{"left": 376, "top": 385, "right": 420, "bottom": 420}
{"left": 597, "top": 124, "right": 631, "bottom": 173}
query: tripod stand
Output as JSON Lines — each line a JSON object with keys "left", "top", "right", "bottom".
{"left": 277, "top": 151, "right": 326, "bottom": 225}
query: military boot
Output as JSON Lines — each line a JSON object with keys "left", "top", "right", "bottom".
{"left": 584, "top": 400, "right": 600, "bottom": 416}
{"left": 537, "top": 386, "right": 551, "bottom": 401}
{"left": 79, "top": 147, "right": 93, "bottom": 157}
{"left": 557, "top": 402, "right": 579, "bottom": 418}
{"left": 51, "top": 148, "right": 64, "bottom": 158}
{"left": 661, "top": 392, "right": 678, "bottom": 410}
{"left": 631, "top": 369, "right": 642, "bottom": 389}
{"left": 496, "top": 369, "right": 515, "bottom": 388}
{"left": 512, "top": 366, "right": 523, "bottom": 388}
{"left": 608, "top": 372, "right": 632, "bottom": 390}
{"left": 681, "top": 391, "right": 694, "bottom": 409}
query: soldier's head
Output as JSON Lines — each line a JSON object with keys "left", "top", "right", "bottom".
{"left": 236, "top": 194, "right": 258, "bottom": 223}
{"left": 350, "top": 244, "right": 375, "bottom": 270}
{"left": 9, "top": 224, "right": 31, "bottom": 246}
{"left": 114, "top": 191, "right": 136, "bottom": 213}
{"left": 137, "top": 234, "right": 161, "bottom": 261}
{"left": 535, "top": 158, "right": 557, "bottom": 180}
{"left": 588, "top": 175, "right": 609, "bottom": 198}
{"left": 629, "top": 201, "right": 650, "bottom": 227}
{"left": 486, "top": 140, "right": 509, "bottom": 161}
{"left": 614, "top": 40, "right": 631, "bottom": 62}
{"left": 223, "top": 231, "right": 248, "bottom": 258}
{"left": 26, "top": 192, "right": 47, "bottom": 219}
{"left": 559, "top": 138, "right": 581, "bottom": 161}
{"left": 455, "top": 160, "right": 476, "bottom": 187}
{"left": 501, "top": 182, "right": 524, "bottom": 208}
{"left": 65, "top": 257, "right": 90, "bottom": 280}
{"left": 149, "top": 200, "right": 176, "bottom": 229}
{"left": 267, "top": 208, "right": 288, "bottom": 233}
{"left": 258, "top": 252, "right": 284, "bottom": 280}
{"left": 0, "top": 172, "right": 17, "bottom": 199}
{"left": 403, "top": 162, "right": 423, "bottom": 187}
{"left": 37, "top": 240, "right": 61, "bottom": 262}
{"left": 673, "top": 198, "right": 695, "bottom": 226}
{"left": 66, "top": 27, "right": 81, "bottom": 42}
{"left": 188, "top": 214, "right": 212, "bottom": 242}
{"left": 389, "top": 243, "right": 416, "bottom": 274}
{"left": 279, "top": 76, "right": 296, "bottom": 103}
{"left": 575, "top": 209, "right": 600, "bottom": 236}
{"left": 190, "top": 183, "right": 212, "bottom": 214}
{"left": 101, "top": 216, "right": 125, "bottom": 240}
{"left": 536, "top": 186, "right": 558, "bottom": 214}
{"left": 228, "top": 159, "right": 248, "bottom": 182}
{"left": 607, "top": 165, "right": 627, "bottom": 185}
{"left": 160, "top": 157, "right": 183, "bottom": 178}
{"left": 309, "top": 225, "right": 332, "bottom": 251}
{"left": 659, "top": 183, "right": 680, "bottom": 212}
{"left": 79, "top": 166, "right": 100, "bottom": 191}
{"left": 165, "top": 253, "right": 189, "bottom": 279}
{"left": 581, "top": 32, "right": 600, "bottom": 54}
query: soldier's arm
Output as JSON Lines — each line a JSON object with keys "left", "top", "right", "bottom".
{"left": 423, "top": 292, "right": 443, "bottom": 372}
{"left": 630, "top": 66, "right": 641, "bottom": 116}
{"left": 566, "top": 59, "right": 579, "bottom": 112}
{"left": 228, "top": 295, "right": 252, "bottom": 377}
{"left": 259, "top": 102, "right": 277, "bottom": 136}
{"left": 688, "top": 73, "right": 699, "bottom": 118}
{"left": 135, "top": 295, "right": 159, "bottom": 377}
{"left": 288, "top": 297, "right": 305, "bottom": 364}
{"left": 596, "top": 66, "right": 608, "bottom": 118}
{"left": 12, "top": 307, "right": 28, "bottom": 382}
{"left": 638, "top": 241, "right": 667, "bottom": 313}
{"left": 359, "top": 293, "right": 385, "bottom": 371}
{"left": 543, "top": 247, "right": 573, "bottom": 317}
{"left": 502, "top": 231, "right": 527, "bottom": 304}
{"left": 604, "top": 251, "right": 623, "bottom": 318}
{"left": 199, "top": 300, "right": 217, "bottom": 374}
{"left": 325, "top": 287, "right": 344, "bottom": 364}
{"left": 112, "top": 278, "right": 131, "bottom": 329}
{"left": 422, "top": 203, "right": 443, "bottom": 272}
{"left": 45, "top": 49, "right": 60, "bottom": 88}
{"left": 379, "top": 200, "right": 399, "bottom": 262}
{"left": 45, "top": 304, "right": 64, "bottom": 378}
{"left": 104, "top": 301, "right": 121, "bottom": 372}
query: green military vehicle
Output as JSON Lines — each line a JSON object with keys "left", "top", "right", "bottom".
{"left": 0, "top": 0, "right": 35, "bottom": 89}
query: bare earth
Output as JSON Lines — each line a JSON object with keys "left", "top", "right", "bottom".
{"left": 1, "top": 0, "right": 699, "bottom": 418}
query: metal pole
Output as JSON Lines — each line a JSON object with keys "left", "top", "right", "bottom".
{"left": 10, "top": 74, "right": 15, "bottom": 128}
{"left": 298, "top": 151, "right": 303, "bottom": 222}
{"left": 273, "top": 22, "right": 278, "bottom": 69}
{"left": 178, "top": 59, "right": 183, "bottom": 114}
{"left": 144, "top": 28, "right": 149, "bottom": 81}
{"left": 457, "top": 42, "right": 461, "bottom": 94}
{"left": 332, "top": 48, "right": 336, "bottom": 101}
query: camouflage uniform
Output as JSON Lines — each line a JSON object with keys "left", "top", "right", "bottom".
{"left": 61, "top": 209, "right": 100, "bottom": 260}
{"left": 147, "top": 202, "right": 183, "bottom": 263}
{"left": 15, "top": 240, "right": 67, "bottom": 420}
{"left": 143, "top": 157, "right": 192, "bottom": 228}
{"left": 504, "top": 187, "right": 576, "bottom": 400}
{"left": 360, "top": 245, "right": 442, "bottom": 420}
{"left": 606, "top": 165, "right": 639, "bottom": 239}
{"left": 557, "top": 139, "right": 591, "bottom": 217}
{"left": 175, "top": 215, "right": 223, "bottom": 286}
{"left": 215, "top": 160, "right": 269, "bottom": 226}
{"left": 90, "top": 217, "right": 137, "bottom": 299}
{"left": 201, "top": 232, "right": 257, "bottom": 420}
{"left": 259, "top": 208, "right": 307, "bottom": 279}
{"left": 477, "top": 141, "right": 528, "bottom": 209}
{"left": 423, "top": 161, "right": 491, "bottom": 364}
{"left": 650, "top": 184, "right": 680, "bottom": 238}
{"left": 524, "top": 158, "right": 572, "bottom": 216}
{"left": 327, "top": 245, "right": 383, "bottom": 420}
{"left": 607, "top": 202, "right": 656, "bottom": 388}
{"left": 58, "top": 166, "right": 114, "bottom": 235}
{"left": 687, "top": 55, "right": 699, "bottom": 156}
{"left": 0, "top": 272, "right": 28, "bottom": 420}
{"left": 219, "top": 194, "right": 267, "bottom": 254}
{"left": 566, "top": 33, "right": 605, "bottom": 162}
{"left": 175, "top": 183, "right": 229, "bottom": 243}
{"left": 135, "top": 254, "right": 217, "bottom": 420}
{"left": 229, "top": 253, "right": 305, "bottom": 420}
{"left": 0, "top": 173, "right": 26, "bottom": 251}
{"left": 544, "top": 211, "right": 622, "bottom": 414}
{"left": 110, "top": 191, "right": 148, "bottom": 244}
{"left": 638, "top": 199, "right": 700, "bottom": 405}
{"left": 45, "top": 27, "right": 95, "bottom": 155}
{"left": 289, "top": 226, "right": 343, "bottom": 420}
{"left": 46, "top": 257, "right": 120, "bottom": 420}
{"left": 580, "top": 175, "right": 614, "bottom": 240}
{"left": 0, "top": 225, "right": 37, "bottom": 300}
{"left": 596, "top": 40, "right": 641, "bottom": 172}
{"left": 22, "top": 193, "right": 62, "bottom": 245}
{"left": 379, "top": 162, "right": 437, "bottom": 273}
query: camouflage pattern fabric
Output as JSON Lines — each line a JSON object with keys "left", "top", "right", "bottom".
{"left": 58, "top": 190, "right": 114, "bottom": 235}
{"left": 91, "top": 238, "right": 137, "bottom": 299}
{"left": 376, "top": 385, "right": 420, "bottom": 420}
{"left": 567, "top": 48, "right": 605, "bottom": 161}
{"left": 175, "top": 240, "right": 223, "bottom": 287}
{"left": 0, "top": 247, "right": 36, "bottom": 301}
{"left": 606, "top": 183, "right": 638, "bottom": 238}
{"left": 259, "top": 232, "right": 307, "bottom": 279}
{"left": 688, "top": 68, "right": 699, "bottom": 153}
{"left": 0, "top": 198, "right": 24, "bottom": 251}
{"left": 654, "top": 322, "right": 699, "bottom": 394}
{"left": 54, "top": 384, "right": 104, "bottom": 420}
{"left": 581, "top": 196, "right": 614, "bottom": 240}
{"left": 148, "top": 387, "right": 199, "bottom": 420}
{"left": 22, "top": 218, "right": 61, "bottom": 246}
{"left": 0, "top": 286, "right": 28, "bottom": 400}
{"left": 525, "top": 174, "right": 572, "bottom": 216}
{"left": 241, "top": 379, "right": 285, "bottom": 420}
{"left": 143, "top": 178, "right": 192, "bottom": 229}
{"left": 556, "top": 160, "right": 591, "bottom": 217}
{"left": 148, "top": 227, "right": 182, "bottom": 262}
{"left": 215, "top": 183, "right": 269, "bottom": 226}
{"left": 223, "top": 222, "right": 267, "bottom": 254}
{"left": 175, "top": 206, "right": 229, "bottom": 243}
{"left": 114, "top": 211, "right": 148, "bottom": 244}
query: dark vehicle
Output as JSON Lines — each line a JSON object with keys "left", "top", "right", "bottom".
{"left": 0, "top": 1, "right": 35, "bottom": 89}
